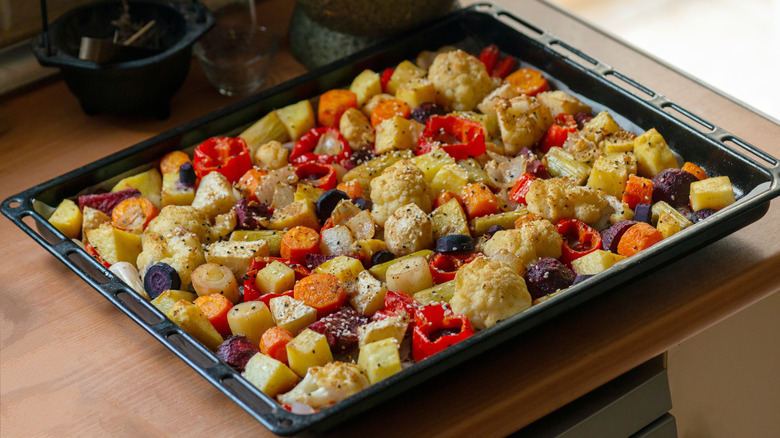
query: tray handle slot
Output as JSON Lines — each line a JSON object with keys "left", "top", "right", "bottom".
{"left": 164, "top": 332, "right": 220, "bottom": 369}
{"left": 115, "top": 290, "right": 165, "bottom": 326}
{"left": 548, "top": 40, "right": 599, "bottom": 67}
{"left": 494, "top": 10, "right": 545, "bottom": 37}
{"left": 220, "top": 375, "right": 294, "bottom": 429}
{"left": 604, "top": 70, "right": 656, "bottom": 99}
{"left": 66, "top": 249, "right": 111, "bottom": 284}
{"left": 660, "top": 101, "right": 715, "bottom": 134}
{"left": 20, "top": 212, "right": 64, "bottom": 246}
{"left": 720, "top": 135, "right": 780, "bottom": 171}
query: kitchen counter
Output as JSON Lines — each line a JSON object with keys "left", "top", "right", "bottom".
{"left": 1, "top": 1, "right": 778, "bottom": 436}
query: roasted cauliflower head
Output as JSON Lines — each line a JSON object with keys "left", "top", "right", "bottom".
{"left": 370, "top": 159, "right": 432, "bottom": 227}
{"left": 277, "top": 361, "right": 370, "bottom": 408}
{"left": 482, "top": 217, "right": 563, "bottom": 267}
{"left": 428, "top": 49, "right": 496, "bottom": 112}
{"left": 525, "top": 177, "right": 610, "bottom": 225}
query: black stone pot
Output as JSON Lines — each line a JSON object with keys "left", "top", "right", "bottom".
{"left": 31, "top": 0, "right": 214, "bottom": 119}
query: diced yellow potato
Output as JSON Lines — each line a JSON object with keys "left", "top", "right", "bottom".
{"left": 356, "top": 239, "right": 387, "bottom": 261}
{"left": 358, "top": 338, "right": 402, "bottom": 384}
{"left": 276, "top": 99, "right": 316, "bottom": 141}
{"left": 581, "top": 110, "right": 621, "bottom": 142}
{"left": 386, "top": 60, "right": 426, "bottom": 95}
{"left": 457, "top": 158, "right": 492, "bottom": 186}
{"left": 651, "top": 201, "right": 693, "bottom": 230}
{"left": 315, "top": 255, "right": 365, "bottom": 284}
{"left": 161, "top": 171, "right": 195, "bottom": 207}
{"left": 111, "top": 168, "right": 163, "bottom": 209}
{"left": 430, "top": 198, "right": 470, "bottom": 240}
{"left": 49, "top": 199, "right": 82, "bottom": 239}
{"left": 151, "top": 290, "right": 197, "bottom": 315}
{"left": 368, "top": 249, "right": 434, "bottom": 282}
{"left": 239, "top": 110, "right": 290, "bottom": 155}
{"left": 545, "top": 147, "right": 592, "bottom": 185}
{"left": 294, "top": 184, "right": 324, "bottom": 204}
{"left": 357, "top": 315, "right": 408, "bottom": 347}
{"left": 268, "top": 199, "right": 320, "bottom": 231}
{"left": 348, "top": 270, "right": 388, "bottom": 316}
{"left": 242, "top": 353, "right": 299, "bottom": 397}
{"left": 374, "top": 116, "right": 421, "bottom": 154}
{"left": 227, "top": 301, "right": 276, "bottom": 346}
{"left": 255, "top": 261, "right": 296, "bottom": 295}
{"left": 230, "top": 230, "right": 284, "bottom": 257}
{"left": 431, "top": 164, "right": 469, "bottom": 196}
{"left": 656, "top": 212, "right": 682, "bottom": 239}
{"left": 342, "top": 150, "right": 414, "bottom": 196}
{"left": 204, "top": 240, "right": 269, "bottom": 279}
{"left": 412, "top": 280, "right": 456, "bottom": 305}
{"left": 470, "top": 209, "right": 529, "bottom": 236}
{"left": 349, "top": 69, "right": 382, "bottom": 106}
{"left": 86, "top": 224, "right": 143, "bottom": 265}
{"left": 346, "top": 210, "right": 375, "bottom": 241}
{"left": 634, "top": 128, "right": 679, "bottom": 177}
{"left": 269, "top": 295, "right": 317, "bottom": 335}
{"left": 286, "top": 328, "right": 334, "bottom": 377}
{"left": 81, "top": 206, "right": 111, "bottom": 238}
{"left": 570, "top": 250, "right": 626, "bottom": 275}
{"left": 586, "top": 153, "right": 637, "bottom": 198}
{"left": 167, "top": 299, "right": 224, "bottom": 351}
{"left": 386, "top": 255, "right": 433, "bottom": 295}
{"left": 411, "top": 146, "right": 456, "bottom": 184}
{"left": 603, "top": 131, "right": 637, "bottom": 154}
{"left": 395, "top": 78, "right": 437, "bottom": 110}
{"left": 689, "top": 176, "right": 736, "bottom": 211}
{"left": 191, "top": 171, "right": 238, "bottom": 218}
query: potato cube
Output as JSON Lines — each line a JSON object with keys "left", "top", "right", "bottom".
{"left": 357, "top": 315, "right": 408, "bottom": 347}
{"left": 242, "top": 353, "right": 299, "bottom": 397}
{"left": 346, "top": 210, "right": 376, "bottom": 241}
{"left": 286, "top": 328, "right": 334, "bottom": 377}
{"left": 368, "top": 249, "right": 433, "bottom": 282}
{"left": 431, "top": 164, "right": 469, "bottom": 196}
{"left": 656, "top": 212, "right": 682, "bottom": 239}
{"left": 430, "top": 198, "right": 470, "bottom": 241}
{"left": 269, "top": 296, "right": 317, "bottom": 335}
{"left": 634, "top": 128, "right": 680, "bottom": 177}
{"left": 386, "top": 60, "right": 426, "bottom": 95}
{"left": 81, "top": 206, "right": 111, "bottom": 238}
{"left": 191, "top": 171, "right": 238, "bottom": 218}
{"left": 161, "top": 171, "right": 195, "bottom": 207}
{"left": 349, "top": 69, "right": 382, "bottom": 106}
{"left": 268, "top": 200, "right": 320, "bottom": 231}
{"left": 689, "top": 176, "right": 736, "bottom": 211}
{"left": 571, "top": 250, "right": 626, "bottom": 275}
{"left": 375, "top": 116, "right": 421, "bottom": 154}
{"left": 386, "top": 255, "right": 433, "bottom": 295}
{"left": 315, "top": 255, "right": 365, "bottom": 284}
{"left": 581, "top": 110, "right": 621, "bottom": 142}
{"left": 395, "top": 78, "right": 437, "bottom": 110}
{"left": 151, "top": 290, "right": 197, "bottom": 316}
{"left": 276, "top": 99, "right": 316, "bottom": 141}
{"left": 603, "top": 131, "right": 637, "bottom": 154}
{"left": 356, "top": 239, "right": 387, "bottom": 261}
{"left": 411, "top": 146, "right": 456, "bottom": 183}
{"left": 586, "top": 153, "right": 636, "bottom": 198}
{"left": 349, "top": 270, "right": 388, "bottom": 316}
{"left": 412, "top": 280, "right": 456, "bottom": 305}
{"left": 239, "top": 110, "right": 290, "bottom": 155}
{"left": 227, "top": 301, "right": 276, "bottom": 346}
{"left": 357, "top": 338, "right": 402, "bottom": 384}
{"left": 651, "top": 201, "right": 693, "bottom": 230}
{"left": 255, "top": 261, "right": 296, "bottom": 295}
{"left": 49, "top": 198, "right": 82, "bottom": 239}
{"left": 86, "top": 224, "right": 143, "bottom": 265}
{"left": 293, "top": 184, "right": 324, "bottom": 205}
{"left": 167, "top": 299, "right": 224, "bottom": 351}
{"left": 229, "top": 230, "right": 284, "bottom": 257}
{"left": 111, "top": 168, "right": 163, "bottom": 209}
{"left": 204, "top": 240, "right": 269, "bottom": 279}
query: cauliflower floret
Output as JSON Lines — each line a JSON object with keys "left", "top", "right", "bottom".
{"left": 339, "top": 108, "right": 375, "bottom": 151}
{"left": 525, "top": 177, "right": 611, "bottom": 225}
{"left": 191, "top": 171, "right": 239, "bottom": 218}
{"left": 137, "top": 227, "right": 206, "bottom": 290}
{"left": 277, "top": 361, "right": 370, "bottom": 408}
{"left": 563, "top": 133, "right": 602, "bottom": 165}
{"left": 495, "top": 95, "right": 553, "bottom": 155}
{"left": 254, "top": 140, "right": 289, "bottom": 170}
{"left": 428, "top": 49, "right": 496, "bottom": 112}
{"left": 477, "top": 82, "right": 517, "bottom": 117}
{"left": 450, "top": 257, "right": 532, "bottom": 330}
{"left": 370, "top": 160, "right": 431, "bottom": 227}
{"left": 383, "top": 203, "right": 433, "bottom": 256}
{"left": 535, "top": 90, "right": 592, "bottom": 116}
{"left": 482, "top": 217, "right": 562, "bottom": 267}
{"left": 145, "top": 205, "right": 233, "bottom": 244}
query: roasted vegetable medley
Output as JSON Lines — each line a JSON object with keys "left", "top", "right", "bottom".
{"left": 47, "top": 44, "right": 737, "bottom": 412}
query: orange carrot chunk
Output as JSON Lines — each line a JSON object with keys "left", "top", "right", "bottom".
{"left": 622, "top": 174, "right": 654, "bottom": 209}
{"left": 160, "top": 150, "right": 192, "bottom": 175}
{"left": 681, "top": 162, "right": 708, "bottom": 181}
{"left": 318, "top": 89, "right": 358, "bottom": 127}
{"left": 506, "top": 68, "right": 550, "bottom": 96}
{"left": 460, "top": 183, "right": 500, "bottom": 219}
{"left": 433, "top": 190, "right": 462, "bottom": 210}
{"left": 370, "top": 98, "right": 411, "bottom": 128}
{"left": 293, "top": 273, "right": 346, "bottom": 318}
{"left": 111, "top": 197, "right": 159, "bottom": 233}
{"left": 194, "top": 293, "right": 234, "bottom": 338}
{"left": 260, "top": 326, "right": 294, "bottom": 364}
{"left": 280, "top": 226, "right": 320, "bottom": 264}
{"left": 336, "top": 180, "right": 364, "bottom": 199}
{"left": 617, "top": 223, "right": 664, "bottom": 257}
{"left": 235, "top": 168, "right": 268, "bottom": 202}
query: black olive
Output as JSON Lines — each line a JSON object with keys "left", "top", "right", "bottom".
{"left": 634, "top": 203, "right": 652, "bottom": 224}
{"left": 371, "top": 250, "right": 395, "bottom": 266}
{"left": 315, "top": 189, "right": 350, "bottom": 222}
{"left": 410, "top": 102, "right": 447, "bottom": 124}
{"left": 144, "top": 262, "right": 181, "bottom": 299}
{"left": 178, "top": 162, "right": 196, "bottom": 186}
{"left": 353, "top": 197, "right": 373, "bottom": 211}
{"left": 435, "top": 234, "right": 475, "bottom": 253}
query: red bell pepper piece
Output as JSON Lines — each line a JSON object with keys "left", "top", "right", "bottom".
{"left": 380, "top": 68, "right": 394, "bottom": 93}
{"left": 371, "top": 290, "right": 418, "bottom": 324}
{"left": 539, "top": 113, "right": 578, "bottom": 154}
{"left": 417, "top": 115, "right": 486, "bottom": 160}
{"left": 492, "top": 56, "right": 516, "bottom": 79}
{"left": 428, "top": 253, "right": 477, "bottom": 284}
{"left": 243, "top": 257, "right": 310, "bottom": 302}
{"left": 508, "top": 173, "right": 537, "bottom": 205}
{"left": 556, "top": 218, "right": 602, "bottom": 265}
{"left": 289, "top": 127, "right": 351, "bottom": 166}
{"left": 295, "top": 162, "right": 338, "bottom": 191}
{"left": 192, "top": 136, "right": 253, "bottom": 184}
{"left": 412, "top": 303, "right": 474, "bottom": 361}
{"left": 478, "top": 44, "right": 500, "bottom": 74}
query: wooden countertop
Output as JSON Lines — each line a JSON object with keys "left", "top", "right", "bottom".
{"left": 1, "top": 1, "right": 778, "bottom": 436}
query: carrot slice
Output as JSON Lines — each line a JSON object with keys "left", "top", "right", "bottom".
{"left": 616, "top": 223, "right": 664, "bottom": 257}
{"left": 622, "top": 174, "right": 654, "bottom": 209}
{"left": 370, "top": 98, "right": 411, "bottom": 128}
{"left": 194, "top": 293, "right": 233, "bottom": 338}
{"left": 318, "top": 89, "right": 358, "bottom": 128}
{"left": 259, "top": 326, "right": 294, "bottom": 364}
{"left": 681, "top": 162, "right": 708, "bottom": 181}
{"left": 293, "top": 273, "right": 346, "bottom": 317}
{"left": 111, "top": 197, "right": 159, "bottom": 233}
{"left": 460, "top": 183, "right": 500, "bottom": 219}
{"left": 235, "top": 168, "right": 268, "bottom": 201}
{"left": 336, "top": 180, "right": 363, "bottom": 199}
{"left": 506, "top": 68, "right": 550, "bottom": 96}
{"left": 434, "top": 190, "right": 462, "bottom": 210}
{"left": 280, "top": 226, "right": 320, "bottom": 264}
{"left": 160, "top": 150, "right": 192, "bottom": 174}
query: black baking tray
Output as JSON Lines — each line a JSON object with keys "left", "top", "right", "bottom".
{"left": 4, "top": 4, "right": 780, "bottom": 435}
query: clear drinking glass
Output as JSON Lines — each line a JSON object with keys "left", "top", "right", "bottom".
{"left": 193, "top": 25, "right": 278, "bottom": 96}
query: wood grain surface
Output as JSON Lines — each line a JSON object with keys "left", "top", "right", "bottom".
{"left": 1, "top": 1, "right": 779, "bottom": 437}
